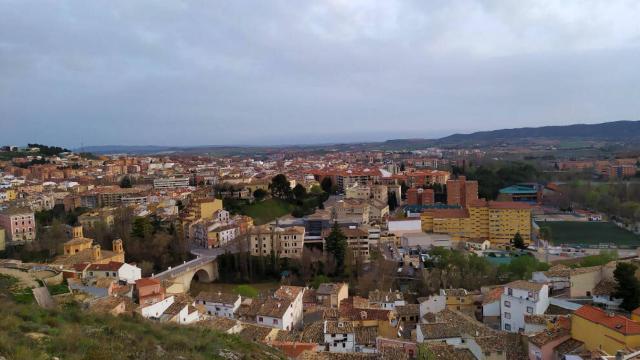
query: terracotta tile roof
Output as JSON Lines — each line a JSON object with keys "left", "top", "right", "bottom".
{"left": 274, "top": 285, "right": 304, "bottom": 301}
{"left": 89, "top": 296, "right": 125, "bottom": 314}
{"left": 575, "top": 305, "right": 640, "bottom": 335}
{"left": 323, "top": 308, "right": 340, "bottom": 320}
{"left": 324, "top": 320, "right": 354, "bottom": 334}
{"left": 237, "top": 324, "right": 274, "bottom": 342}
{"left": 72, "top": 262, "right": 91, "bottom": 272}
{"left": 395, "top": 304, "right": 419, "bottom": 317}
{"left": 301, "top": 321, "right": 324, "bottom": 343}
{"left": 543, "top": 264, "right": 571, "bottom": 277}
{"left": 554, "top": 338, "right": 584, "bottom": 356}
{"left": 86, "top": 261, "right": 123, "bottom": 272}
{"left": 256, "top": 297, "right": 292, "bottom": 318}
{"left": 299, "top": 351, "right": 378, "bottom": 359}
{"left": 270, "top": 341, "right": 317, "bottom": 359}
{"left": 421, "top": 344, "right": 476, "bottom": 360}
{"left": 419, "top": 323, "right": 461, "bottom": 339}
{"left": 482, "top": 287, "right": 504, "bottom": 305}
{"left": 528, "top": 328, "right": 570, "bottom": 347}
{"left": 525, "top": 314, "right": 547, "bottom": 325}
{"left": 340, "top": 307, "right": 392, "bottom": 322}
{"left": 354, "top": 326, "right": 377, "bottom": 346}
{"left": 135, "top": 277, "right": 160, "bottom": 288}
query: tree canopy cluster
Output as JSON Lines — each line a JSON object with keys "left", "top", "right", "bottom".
{"left": 455, "top": 162, "right": 540, "bottom": 200}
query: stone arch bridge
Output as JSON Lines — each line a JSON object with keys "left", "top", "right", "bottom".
{"left": 152, "top": 255, "right": 219, "bottom": 292}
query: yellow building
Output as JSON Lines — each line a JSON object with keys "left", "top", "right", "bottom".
{"left": 184, "top": 198, "right": 223, "bottom": 221}
{"left": 54, "top": 238, "right": 125, "bottom": 267}
{"left": 420, "top": 200, "right": 531, "bottom": 246}
{"left": 3, "top": 189, "right": 17, "bottom": 201}
{"left": 572, "top": 305, "right": 640, "bottom": 354}
{"left": 442, "top": 289, "right": 479, "bottom": 315}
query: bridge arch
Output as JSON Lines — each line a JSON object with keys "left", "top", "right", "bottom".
{"left": 191, "top": 268, "right": 214, "bottom": 284}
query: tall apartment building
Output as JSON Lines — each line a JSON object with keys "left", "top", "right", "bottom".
{"left": 250, "top": 226, "right": 305, "bottom": 258}
{"left": 446, "top": 176, "right": 478, "bottom": 208}
{"left": 0, "top": 207, "right": 36, "bottom": 243}
{"left": 420, "top": 200, "right": 531, "bottom": 246}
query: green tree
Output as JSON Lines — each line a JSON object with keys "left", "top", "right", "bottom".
{"left": 253, "top": 188, "right": 267, "bottom": 201}
{"left": 325, "top": 222, "right": 347, "bottom": 276}
{"left": 321, "top": 177, "right": 333, "bottom": 193}
{"left": 387, "top": 192, "right": 398, "bottom": 211}
{"left": 539, "top": 226, "right": 553, "bottom": 243}
{"left": 269, "top": 174, "right": 292, "bottom": 200}
{"left": 512, "top": 232, "right": 525, "bottom": 249}
{"left": 614, "top": 262, "right": 640, "bottom": 311}
{"left": 293, "top": 184, "right": 307, "bottom": 199}
{"left": 400, "top": 181, "right": 408, "bottom": 200}
{"left": 131, "top": 217, "right": 153, "bottom": 240}
{"left": 119, "top": 176, "right": 132, "bottom": 188}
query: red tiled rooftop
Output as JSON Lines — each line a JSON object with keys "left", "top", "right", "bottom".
{"left": 135, "top": 278, "right": 160, "bottom": 288}
{"left": 575, "top": 305, "right": 640, "bottom": 335}
{"left": 86, "top": 261, "right": 123, "bottom": 272}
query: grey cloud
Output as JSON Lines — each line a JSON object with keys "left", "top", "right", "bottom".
{"left": 1, "top": 0, "right": 640, "bottom": 147}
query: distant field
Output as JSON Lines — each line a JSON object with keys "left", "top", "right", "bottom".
{"left": 241, "top": 198, "right": 293, "bottom": 225}
{"left": 543, "top": 221, "right": 640, "bottom": 247}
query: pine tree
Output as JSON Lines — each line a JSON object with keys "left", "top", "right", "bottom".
{"left": 614, "top": 262, "right": 640, "bottom": 311}
{"left": 324, "top": 222, "right": 347, "bottom": 276}
{"left": 512, "top": 232, "right": 525, "bottom": 249}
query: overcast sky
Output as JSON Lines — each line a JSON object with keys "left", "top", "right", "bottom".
{"left": 2, "top": 0, "right": 640, "bottom": 147}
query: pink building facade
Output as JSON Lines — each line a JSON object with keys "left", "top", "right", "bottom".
{"left": 0, "top": 209, "right": 36, "bottom": 242}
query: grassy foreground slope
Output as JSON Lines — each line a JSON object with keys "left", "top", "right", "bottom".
{"left": 0, "top": 276, "right": 281, "bottom": 360}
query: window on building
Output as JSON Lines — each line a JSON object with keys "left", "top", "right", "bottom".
{"left": 505, "top": 324, "right": 511, "bottom": 331}
{"left": 504, "top": 300, "right": 510, "bottom": 308}
{"left": 504, "top": 312, "right": 511, "bottom": 319}
{"left": 527, "top": 307, "right": 533, "bottom": 314}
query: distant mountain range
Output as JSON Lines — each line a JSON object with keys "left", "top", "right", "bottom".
{"left": 78, "top": 120, "right": 640, "bottom": 154}
{"left": 434, "top": 120, "right": 640, "bottom": 145}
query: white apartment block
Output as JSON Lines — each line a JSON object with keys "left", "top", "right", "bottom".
{"left": 500, "top": 280, "right": 549, "bottom": 333}
{"left": 153, "top": 176, "right": 190, "bottom": 189}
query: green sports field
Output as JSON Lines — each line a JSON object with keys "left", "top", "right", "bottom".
{"left": 541, "top": 221, "right": 640, "bottom": 247}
